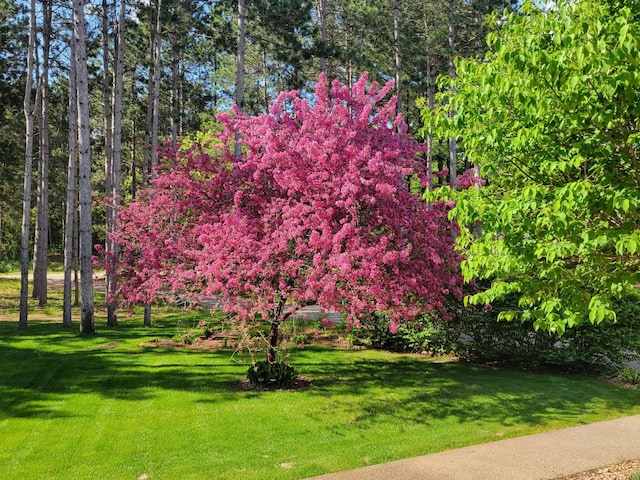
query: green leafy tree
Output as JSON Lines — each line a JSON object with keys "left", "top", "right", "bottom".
{"left": 424, "top": 0, "right": 640, "bottom": 334}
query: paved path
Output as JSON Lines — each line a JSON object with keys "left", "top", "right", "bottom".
{"left": 307, "top": 415, "right": 640, "bottom": 480}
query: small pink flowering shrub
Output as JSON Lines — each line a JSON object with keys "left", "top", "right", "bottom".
{"left": 111, "top": 73, "right": 463, "bottom": 365}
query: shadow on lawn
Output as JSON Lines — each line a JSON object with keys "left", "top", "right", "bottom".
{"left": 294, "top": 351, "right": 640, "bottom": 430}
{"left": 0, "top": 321, "right": 246, "bottom": 419}
{"left": 1, "top": 322, "right": 638, "bottom": 428}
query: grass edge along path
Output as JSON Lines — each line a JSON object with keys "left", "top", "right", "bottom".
{"left": 0, "top": 317, "right": 639, "bottom": 480}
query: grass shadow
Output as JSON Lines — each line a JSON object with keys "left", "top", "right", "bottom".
{"left": 0, "top": 321, "right": 247, "bottom": 419}
{"left": 293, "top": 348, "right": 640, "bottom": 431}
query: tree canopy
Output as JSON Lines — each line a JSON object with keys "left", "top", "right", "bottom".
{"left": 112, "top": 73, "right": 463, "bottom": 360}
{"left": 425, "top": 0, "right": 640, "bottom": 334}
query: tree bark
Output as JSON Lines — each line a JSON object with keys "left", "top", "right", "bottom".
{"left": 392, "top": 0, "right": 402, "bottom": 116}
{"left": 144, "top": 303, "right": 151, "bottom": 327}
{"left": 106, "top": 0, "right": 126, "bottom": 327}
{"left": 170, "top": 28, "right": 180, "bottom": 147}
{"left": 234, "top": 0, "right": 246, "bottom": 157}
{"left": 423, "top": 13, "right": 435, "bottom": 191}
{"left": 448, "top": 0, "right": 457, "bottom": 189}
{"left": 142, "top": 1, "right": 156, "bottom": 189}
{"left": 317, "top": 0, "right": 326, "bottom": 73}
{"left": 102, "top": 0, "right": 115, "bottom": 326}
{"left": 267, "top": 320, "right": 280, "bottom": 364}
{"left": 73, "top": 0, "right": 95, "bottom": 334}
{"left": 150, "top": 0, "right": 162, "bottom": 171}
{"left": 19, "top": 0, "right": 39, "bottom": 330}
{"left": 267, "top": 296, "right": 290, "bottom": 364}
{"left": 32, "top": 0, "right": 52, "bottom": 307}
{"left": 63, "top": 35, "right": 78, "bottom": 329}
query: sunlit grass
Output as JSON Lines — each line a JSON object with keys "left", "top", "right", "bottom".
{"left": 0, "top": 276, "right": 639, "bottom": 479}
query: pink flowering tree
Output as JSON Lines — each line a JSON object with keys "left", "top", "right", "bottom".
{"left": 111, "top": 73, "right": 462, "bottom": 364}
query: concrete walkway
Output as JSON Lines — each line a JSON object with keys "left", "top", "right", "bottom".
{"left": 307, "top": 415, "right": 640, "bottom": 480}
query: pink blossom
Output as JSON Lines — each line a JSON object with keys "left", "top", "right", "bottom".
{"left": 320, "top": 318, "right": 334, "bottom": 328}
{"left": 456, "top": 168, "right": 486, "bottom": 190}
{"left": 108, "top": 72, "right": 462, "bottom": 346}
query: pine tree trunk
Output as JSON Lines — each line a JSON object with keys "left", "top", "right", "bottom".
{"left": 317, "top": 0, "right": 326, "bottom": 73}
{"left": 170, "top": 30, "right": 180, "bottom": 147}
{"left": 63, "top": 37, "right": 78, "bottom": 329}
{"left": 142, "top": 5, "right": 156, "bottom": 189}
{"left": 19, "top": 0, "right": 39, "bottom": 330}
{"left": 151, "top": 0, "right": 162, "bottom": 171}
{"left": 102, "top": 0, "right": 115, "bottom": 326}
{"left": 107, "top": 0, "right": 125, "bottom": 327}
{"left": 32, "top": 0, "right": 52, "bottom": 307}
{"left": 73, "top": 0, "right": 95, "bottom": 334}
{"left": 422, "top": 13, "right": 435, "bottom": 191}
{"left": 447, "top": 0, "right": 457, "bottom": 189}
{"left": 392, "top": 0, "right": 402, "bottom": 116}
{"left": 234, "top": 0, "right": 246, "bottom": 157}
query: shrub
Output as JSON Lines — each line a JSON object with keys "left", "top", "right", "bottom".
{"left": 0, "top": 259, "right": 19, "bottom": 273}
{"left": 350, "top": 313, "right": 458, "bottom": 355}
{"left": 451, "top": 292, "right": 640, "bottom": 373}
{"left": 619, "top": 367, "right": 640, "bottom": 386}
{"left": 290, "top": 333, "right": 308, "bottom": 345}
{"left": 172, "top": 318, "right": 219, "bottom": 345}
{"left": 353, "top": 291, "right": 640, "bottom": 373}
{"left": 247, "top": 361, "right": 296, "bottom": 389}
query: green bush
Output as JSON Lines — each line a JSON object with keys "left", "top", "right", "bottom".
{"left": 451, "top": 292, "right": 640, "bottom": 373}
{"left": 247, "top": 361, "right": 296, "bottom": 389}
{"left": 0, "top": 259, "right": 19, "bottom": 273}
{"left": 352, "top": 291, "right": 640, "bottom": 373}
{"left": 350, "top": 313, "right": 458, "bottom": 355}
{"left": 290, "top": 333, "right": 308, "bottom": 345}
{"left": 619, "top": 367, "right": 640, "bottom": 386}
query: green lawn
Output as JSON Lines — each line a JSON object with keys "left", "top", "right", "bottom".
{"left": 1, "top": 279, "right": 639, "bottom": 479}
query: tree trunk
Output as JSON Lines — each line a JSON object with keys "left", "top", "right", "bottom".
{"left": 73, "top": 183, "right": 80, "bottom": 307}
{"left": 170, "top": 29, "right": 180, "bottom": 147}
{"left": 317, "top": 0, "right": 326, "bottom": 73}
{"left": 63, "top": 36, "right": 78, "bottom": 329}
{"left": 32, "top": 0, "right": 52, "bottom": 307}
{"left": 267, "top": 320, "right": 280, "bottom": 364}
{"left": 151, "top": 0, "right": 162, "bottom": 171}
{"left": 19, "top": 0, "right": 39, "bottom": 330}
{"left": 234, "top": 0, "right": 246, "bottom": 157}
{"left": 73, "top": 0, "right": 95, "bottom": 334}
{"left": 102, "top": 0, "right": 114, "bottom": 236}
{"left": 144, "top": 303, "right": 151, "bottom": 327}
{"left": 392, "top": 0, "right": 402, "bottom": 116}
{"left": 106, "top": 0, "right": 126, "bottom": 327}
{"left": 102, "top": 0, "right": 115, "bottom": 326}
{"left": 142, "top": 3, "right": 156, "bottom": 189}
{"left": 447, "top": 0, "right": 457, "bottom": 189}
{"left": 267, "top": 297, "right": 290, "bottom": 364}
{"left": 423, "top": 14, "right": 435, "bottom": 192}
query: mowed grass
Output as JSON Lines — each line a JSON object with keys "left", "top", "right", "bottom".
{"left": 1, "top": 277, "right": 640, "bottom": 480}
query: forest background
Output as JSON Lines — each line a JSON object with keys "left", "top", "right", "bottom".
{"left": 0, "top": 0, "right": 511, "bottom": 272}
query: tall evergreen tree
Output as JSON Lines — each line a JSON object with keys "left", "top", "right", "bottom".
{"left": 73, "top": 0, "right": 95, "bottom": 334}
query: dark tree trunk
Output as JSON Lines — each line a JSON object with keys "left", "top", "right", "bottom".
{"left": 267, "top": 296, "right": 290, "bottom": 364}
{"left": 267, "top": 320, "right": 280, "bottom": 364}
